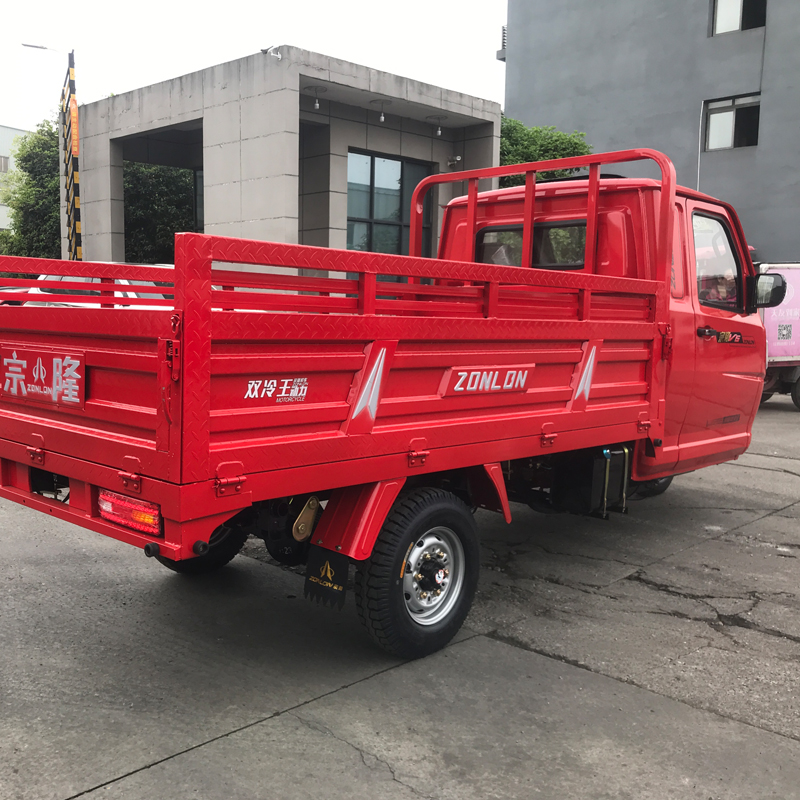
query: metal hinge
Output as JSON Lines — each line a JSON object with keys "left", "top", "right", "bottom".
{"left": 27, "top": 447, "right": 45, "bottom": 466}
{"left": 118, "top": 471, "right": 142, "bottom": 493}
{"left": 408, "top": 449, "right": 430, "bottom": 468}
{"left": 659, "top": 323, "right": 673, "bottom": 361}
{"left": 215, "top": 474, "right": 246, "bottom": 496}
{"left": 166, "top": 340, "right": 181, "bottom": 382}
{"left": 637, "top": 414, "right": 652, "bottom": 433}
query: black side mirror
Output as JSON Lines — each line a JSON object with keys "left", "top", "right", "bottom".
{"left": 748, "top": 272, "right": 787, "bottom": 311}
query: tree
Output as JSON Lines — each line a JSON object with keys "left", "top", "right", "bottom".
{"left": 0, "top": 229, "right": 15, "bottom": 257}
{"left": 123, "top": 162, "right": 195, "bottom": 264}
{"left": 0, "top": 118, "right": 196, "bottom": 264}
{"left": 0, "top": 121, "right": 61, "bottom": 259}
{"left": 500, "top": 117, "right": 592, "bottom": 187}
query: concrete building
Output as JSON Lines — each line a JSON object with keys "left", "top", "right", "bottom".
{"left": 75, "top": 46, "right": 501, "bottom": 263}
{"left": 0, "top": 126, "right": 28, "bottom": 231}
{"left": 503, "top": 0, "right": 800, "bottom": 261}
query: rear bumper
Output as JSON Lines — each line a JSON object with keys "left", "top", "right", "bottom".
{"left": 0, "top": 479, "right": 183, "bottom": 558}
{"left": 0, "top": 436, "right": 250, "bottom": 560}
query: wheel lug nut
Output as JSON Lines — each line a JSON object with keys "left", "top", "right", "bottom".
{"left": 424, "top": 553, "right": 432, "bottom": 561}
{"left": 444, "top": 569, "right": 449, "bottom": 577}
{"left": 436, "top": 551, "right": 445, "bottom": 559}
{"left": 420, "top": 591, "right": 428, "bottom": 599}
{"left": 414, "top": 573, "right": 424, "bottom": 582}
{"left": 435, "top": 589, "right": 441, "bottom": 596}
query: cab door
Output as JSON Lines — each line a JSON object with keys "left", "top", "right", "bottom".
{"left": 677, "top": 202, "right": 765, "bottom": 471}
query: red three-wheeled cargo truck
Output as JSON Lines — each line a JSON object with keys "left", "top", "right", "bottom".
{"left": 0, "top": 150, "right": 785, "bottom": 657}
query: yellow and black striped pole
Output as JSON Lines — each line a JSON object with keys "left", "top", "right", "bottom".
{"left": 60, "top": 51, "right": 82, "bottom": 260}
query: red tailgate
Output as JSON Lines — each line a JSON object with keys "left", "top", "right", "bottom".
{"left": 0, "top": 261, "right": 180, "bottom": 482}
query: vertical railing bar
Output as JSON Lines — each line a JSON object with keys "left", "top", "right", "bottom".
{"left": 484, "top": 281, "right": 499, "bottom": 318}
{"left": 359, "top": 272, "right": 376, "bottom": 315}
{"left": 521, "top": 169, "right": 537, "bottom": 268}
{"left": 409, "top": 183, "right": 425, "bottom": 258}
{"left": 466, "top": 178, "right": 479, "bottom": 262}
{"left": 584, "top": 164, "right": 600, "bottom": 274}
{"left": 578, "top": 288, "right": 591, "bottom": 321}
{"left": 100, "top": 276, "right": 114, "bottom": 309}
{"left": 222, "top": 284, "right": 234, "bottom": 312}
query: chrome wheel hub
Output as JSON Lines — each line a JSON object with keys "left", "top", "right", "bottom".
{"left": 402, "top": 526, "right": 465, "bottom": 626}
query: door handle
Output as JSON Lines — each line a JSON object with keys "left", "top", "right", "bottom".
{"left": 697, "top": 326, "right": 719, "bottom": 339}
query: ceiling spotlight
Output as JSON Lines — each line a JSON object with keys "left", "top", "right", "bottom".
{"left": 304, "top": 85, "right": 327, "bottom": 111}
{"left": 426, "top": 115, "right": 448, "bottom": 137}
{"left": 370, "top": 98, "right": 391, "bottom": 123}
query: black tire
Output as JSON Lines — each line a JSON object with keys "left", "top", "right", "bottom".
{"left": 791, "top": 381, "right": 800, "bottom": 411}
{"left": 155, "top": 523, "right": 249, "bottom": 575}
{"left": 355, "top": 488, "right": 479, "bottom": 659}
{"left": 630, "top": 475, "right": 674, "bottom": 499}
{"left": 760, "top": 392, "right": 774, "bottom": 405}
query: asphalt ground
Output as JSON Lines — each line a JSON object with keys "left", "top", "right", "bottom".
{"left": 3, "top": 396, "right": 800, "bottom": 799}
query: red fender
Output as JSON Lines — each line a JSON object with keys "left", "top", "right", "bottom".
{"left": 313, "top": 478, "right": 407, "bottom": 560}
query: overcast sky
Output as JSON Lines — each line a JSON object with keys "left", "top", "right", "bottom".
{"left": 3, "top": 0, "right": 507, "bottom": 132}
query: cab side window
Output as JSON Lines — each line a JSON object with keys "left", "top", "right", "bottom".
{"left": 693, "top": 214, "right": 742, "bottom": 311}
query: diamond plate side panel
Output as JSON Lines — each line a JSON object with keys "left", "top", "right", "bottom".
{"left": 212, "top": 312, "right": 656, "bottom": 344}
{"left": 1, "top": 308, "right": 175, "bottom": 340}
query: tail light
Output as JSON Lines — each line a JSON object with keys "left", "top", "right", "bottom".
{"left": 98, "top": 489, "right": 162, "bottom": 536}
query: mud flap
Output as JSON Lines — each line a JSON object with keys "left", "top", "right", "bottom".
{"left": 304, "top": 546, "right": 349, "bottom": 610}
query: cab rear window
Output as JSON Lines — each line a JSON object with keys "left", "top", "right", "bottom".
{"left": 476, "top": 221, "right": 587, "bottom": 269}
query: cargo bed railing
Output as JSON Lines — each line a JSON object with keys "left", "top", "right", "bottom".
{"left": 0, "top": 256, "right": 174, "bottom": 309}
{"left": 173, "top": 232, "right": 667, "bottom": 482}
{"left": 409, "top": 148, "right": 677, "bottom": 286}
{"left": 182, "top": 234, "right": 662, "bottom": 320}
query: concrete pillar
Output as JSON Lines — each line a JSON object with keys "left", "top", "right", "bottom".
{"left": 79, "top": 131, "right": 125, "bottom": 263}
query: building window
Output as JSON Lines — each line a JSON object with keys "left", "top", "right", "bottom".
{"left": 0, "top": 155, "right": 8, "bottom": 173}
{"left": 713, "top": 0, "right": 767, "bottom": 34}
{"left": 706, "top": 95, "right": 760, "bottom": 150}
{"left": 346, "top": 151, "right": 433, "bottom": 256}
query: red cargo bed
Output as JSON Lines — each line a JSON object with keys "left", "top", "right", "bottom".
{"left": 1, "top": 237, "right": 664, "bottom": 494}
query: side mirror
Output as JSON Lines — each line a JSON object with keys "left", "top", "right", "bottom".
{"left": 749, "top": 272, "right": 787, "bottom": 310}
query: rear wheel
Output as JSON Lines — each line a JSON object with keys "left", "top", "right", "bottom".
{"left": 355, "top": 488, "right": 479, "bottom": 659}
{"left": 791, "top": 381, "right": 800, "bottom": 411}
{"left": 760, "top": 392, "right": 774, "bottom": 405}
{"left": 155, "top": 523, "right": 249, "bottom": 575}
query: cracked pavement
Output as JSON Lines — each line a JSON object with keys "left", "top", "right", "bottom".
{"left": 3, "top": 397, "right": 800, "bottom": 798}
